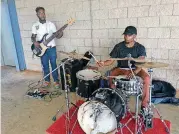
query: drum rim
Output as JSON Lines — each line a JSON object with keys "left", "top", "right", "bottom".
{"left": 115, "top": 76, "right": 141, "bottom": 80}
{"left": 76, "top": 69, "right": 101, "bottom": 81}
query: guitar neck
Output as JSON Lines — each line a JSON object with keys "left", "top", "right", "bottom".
{"left": 44, "top": 24, "right": 68, "bottom": 45}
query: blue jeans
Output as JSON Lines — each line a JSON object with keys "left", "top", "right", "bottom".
{"left": 40, "top": 47, "right": 59, "bottom": 82}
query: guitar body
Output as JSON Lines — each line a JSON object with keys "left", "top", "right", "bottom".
{"left": 38, "top": 43, "right": 48, "bottom": 57}
{"left": 31, "top": 34, "right": 48, "bottom": 57}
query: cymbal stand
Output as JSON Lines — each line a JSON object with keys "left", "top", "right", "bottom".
{"left": 143, "top": 68, "right": 170, "bottom": 133}
{"left": 27, "top": 58, "right": 65, "bottom": 95}
{"left": 52, "top": 57, "right": 79, "bottom": 134}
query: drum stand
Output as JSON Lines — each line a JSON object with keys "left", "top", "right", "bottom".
{"left": 52, "top": 58, "right": 79, "bottom": 134}
{"left": 116, "top": 59, "right": 144, "bottom": 134}
{"left": 142, "top": 68, "right": 170, "bottom": 133}
{"left": 119, "top": 65, "right": 170, "bottom": 134}
{"left": 118, "top": 88, "right": 143, "bottom": 134}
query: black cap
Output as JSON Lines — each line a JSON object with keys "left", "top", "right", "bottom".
{"left": 123, "top": 26, "right": 137, "bottom": 35}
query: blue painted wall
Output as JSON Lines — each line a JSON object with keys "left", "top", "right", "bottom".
{"left": 7, "top": 0, "right": 26, "bottom": 71}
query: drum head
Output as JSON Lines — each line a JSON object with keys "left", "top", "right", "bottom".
{"left": 91, "top": 88, "right": 126, "bottom": 122}
{"left": 77, "top": 101, "right": 117, "bottom": 134}
{"left": 115, "top": 75, "right": 127, "bottom": 80}
{"left": 76, "top": 69, "right": 101, "bottom": 81}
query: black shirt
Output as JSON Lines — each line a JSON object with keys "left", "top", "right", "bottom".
{"left": 110, "top": 41, "right": 146, "bottom": 68}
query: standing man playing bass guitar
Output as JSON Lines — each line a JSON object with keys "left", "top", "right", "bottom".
{"left": 31, "top": 7, "right": 61, "bottom": 88}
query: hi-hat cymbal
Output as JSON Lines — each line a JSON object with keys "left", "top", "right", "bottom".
{"left": 135, "top": 62, "right": 169, "bottom": 68}
{"left": 108, "top": 58, "right": 146, "bottom": 63}
{"left": 58, "top": 51, "right": 90, "bottom": 60}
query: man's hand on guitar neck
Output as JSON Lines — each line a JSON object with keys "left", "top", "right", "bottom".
{"left": 55, "top": 32, "right": 63, "bottom": 39}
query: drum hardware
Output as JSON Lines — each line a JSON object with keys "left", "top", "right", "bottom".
{"left": 127, "top": 53, "right": 137, "bottom": 81}
{"left": 29, "top": 57, "right": 79, "bottom": 133}
{"left": 114, "top": 54, "right": 144, "bottom": 134}
{"left": 135, "top": 63, "right": 170, "bottom": 133}
{"left": 52, "top": 57, "right": 80, "bottom": 134}
{"left": 118, "top": 87, "right": 143, "bottom": 134}
{"left": 144, "top": 68, "right": 170, "bottom": 133}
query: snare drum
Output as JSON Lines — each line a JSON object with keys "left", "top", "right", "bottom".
{"left": 76, "top": 69, "right": 101, "bottom": 98}
{"left": 115, "top": 76, "right": 143, "bottom": 95}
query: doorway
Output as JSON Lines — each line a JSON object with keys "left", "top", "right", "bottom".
{"left": 1, "top": 0, "right": 26, "bottom": 70}
{"left": 1, "top": 0, "right": 16, "bottom": 66}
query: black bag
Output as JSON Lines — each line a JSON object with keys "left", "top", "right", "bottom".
{"left": 152, "top": 79, "right": 176, "bottom": 98}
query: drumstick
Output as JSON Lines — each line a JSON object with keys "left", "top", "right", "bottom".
{"left": 88, "top": 51, "right": 99, "bottom": 63}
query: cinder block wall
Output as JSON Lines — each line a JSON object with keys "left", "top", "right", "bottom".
{"left": 15, "top": 0, "right": 179, "bottom": 89}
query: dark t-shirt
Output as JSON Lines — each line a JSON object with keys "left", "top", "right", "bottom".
{"left": 110, "top": 41, "right": 146, "bottom": 68}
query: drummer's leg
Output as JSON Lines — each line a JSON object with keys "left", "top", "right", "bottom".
{"left": 109, "top": 68, "right": 128, "bottom": 88}
{"left": 137, "top": 69, "right": 150, "bottom": 107}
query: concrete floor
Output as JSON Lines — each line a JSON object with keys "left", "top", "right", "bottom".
{"left": 1, "top": 66, "right": 179, "bottom": 134}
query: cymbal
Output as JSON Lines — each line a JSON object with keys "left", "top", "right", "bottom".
{"left": 135, "top": 62, "right": 169, "bottom": 68}
{"left": 58, "top": 51, "right": 76, "bottom": 56}
{"left": 73, "top": 55, "right": 90, "bottom": 60}
{"left": 108, "top": 58, "right": 146, "bottom": 63}
{"left": 58, "top": 51, "right": 90, "bottom": 60}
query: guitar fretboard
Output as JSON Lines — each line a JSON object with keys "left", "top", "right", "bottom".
{"left": 44, "top": 24, "right": 68, "bottom": 45}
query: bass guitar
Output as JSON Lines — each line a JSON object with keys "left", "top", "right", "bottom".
{"left": 31, "top": 18, "right": 75, "bottom": 57}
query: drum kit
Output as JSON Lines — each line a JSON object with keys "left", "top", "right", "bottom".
{"left": 54, "top": 51, "right": 170, "bottom": 134}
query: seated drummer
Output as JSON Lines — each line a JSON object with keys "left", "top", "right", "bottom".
{"left": 98, "top": 26, "right": 150, "bottom": 111}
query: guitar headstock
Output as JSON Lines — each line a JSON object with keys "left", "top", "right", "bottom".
{"left": 67, "top": 18, "right": 75, "bottom": 25}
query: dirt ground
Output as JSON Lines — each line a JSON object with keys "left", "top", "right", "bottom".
{"left": 1, "top": 66, "right": 179, "bottom": 134}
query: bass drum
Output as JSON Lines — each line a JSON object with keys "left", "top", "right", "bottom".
{"left": 77, "top": 88, "right": 127, "bottom": 134}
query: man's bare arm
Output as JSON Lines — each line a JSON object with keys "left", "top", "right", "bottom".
{"left": 31, "top": 34, "right": 40, "bottom": 47}
{"left": 97, "top": 59, "right": 115, "bottom": 67}
{"left": 31, "top": 34, "right": 37, "bottom": 43}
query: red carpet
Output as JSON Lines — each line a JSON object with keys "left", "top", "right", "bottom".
{"left": 46, "top": 101, "right": 170, "bottom": 134}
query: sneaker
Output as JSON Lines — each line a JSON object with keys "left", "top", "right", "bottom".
{"left": 42, "top": 81, "right": 51, "bottom": 88}
{"left": 54, "top": 82, "right": 60, "bottom": 89}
